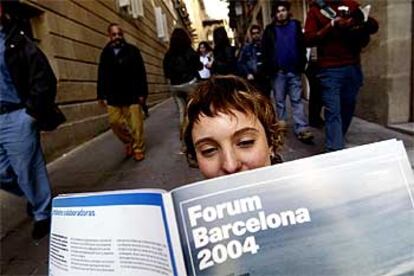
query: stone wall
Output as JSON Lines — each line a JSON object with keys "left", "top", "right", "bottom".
{"left": 24, "top": 0, "right": 175, "bottom": 161}
{"left": 355, "top": 0, "right": 413, "bottom": 125}
{"left": 384, "top": 0, "right": 412, "bottom": 124}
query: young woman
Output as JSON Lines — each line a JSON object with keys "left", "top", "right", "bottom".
{"left": 211, "top": 27, "right": 237, "bottom": 75}
{"left": 163, "top": 28, "right": 202, "bottom": 145}
{"left": 184, "top": 75, "right": 285, "bottom": 179}
{"left": 197, "top": 41, "right": 213, "bottom": 80}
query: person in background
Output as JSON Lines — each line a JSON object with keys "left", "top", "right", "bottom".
{"left": 0, "top": 1, "right": 65, "bottom": 240}
{"left": 211, "top": 26, "right": 237, "bottom": 76}
{"left": 197, "top": 41, "right": 213, "bottom": 80}
{"left": 163, "top": 28, "right": 202, "bottom": 152}
{"left": 304, "top": 0, "right": 378, "bottom": 151}
{"left": 97, "top": 23, "right": 148, "bottom": 161}
{"left": 306, "top": 47, "right": 324, "bottom": 128}
{"left": 183, "top": 75, "right": 285, "bottom": 179}
{"left": 238, "top": 24, "right": 270, "bottom": 98}
{"left": 262, "top": 1, "right": 314, "bottom": 144}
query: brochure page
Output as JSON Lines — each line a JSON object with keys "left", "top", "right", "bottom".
{"left": 49, "top": 190, "right": 180, "bottom": 276}
{"left": 171, "top": 141, "right": 414, "bottom": 275}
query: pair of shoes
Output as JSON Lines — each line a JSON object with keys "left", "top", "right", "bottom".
{"left": 125, "top": 143, "right": 133, "bottom": 158}
{"left": 32, "top": 218, "right": 51, "bottom": 240}
{"left": 133, "top": 151, "right": 145, "bottom": 161}
{"left": 297, "top": 130, "right": 314, "bottom": 144}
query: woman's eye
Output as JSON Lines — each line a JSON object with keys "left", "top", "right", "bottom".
{"left": 238, "top": 139, "right": 255, "bottom": 148}
{"left": 200, "top": 147, "right": 217, "bottom": 157}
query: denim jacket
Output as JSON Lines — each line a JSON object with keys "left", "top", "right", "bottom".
{"left": 238, "top": 42, "right": 263, "bottom": 77}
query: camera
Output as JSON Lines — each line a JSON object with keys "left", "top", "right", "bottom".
{"left": 338, "top": 5, "right": 350, "bottom": 17}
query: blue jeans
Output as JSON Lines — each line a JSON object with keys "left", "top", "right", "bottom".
{"left": 317, "top": 65, "right": 363, "bottom": 150}
{"left": 272, "top": 71, "right": 309, "bottom": 135}
{"left": 0, "top": 109, "right": 51, "bottom": 221}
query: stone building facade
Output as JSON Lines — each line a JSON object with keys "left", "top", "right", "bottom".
{"left": 229, "top": 0, "right": 413, "bottom": 131}
{"left": 16, "top": 0, "right": 203, "bottom": 160}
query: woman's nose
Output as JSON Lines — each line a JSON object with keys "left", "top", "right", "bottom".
{"left": 221, "top": 148, "right": 242, "bottom": 175}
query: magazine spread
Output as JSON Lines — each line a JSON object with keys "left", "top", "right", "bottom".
{"left": 49, "top": 189, "right": 186, "bottom": 276}
{"left": 49, "top": 139, "right": 414, "bottom": 276}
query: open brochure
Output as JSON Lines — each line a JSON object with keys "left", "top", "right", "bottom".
{"left": 49, "top": 139, "right": 414, "bottom": 276}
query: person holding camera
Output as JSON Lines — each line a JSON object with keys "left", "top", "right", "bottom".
{"left": 304, "top": 0, "right": 378, "bottom": 152}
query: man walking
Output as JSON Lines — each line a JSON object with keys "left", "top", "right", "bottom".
{"left": 0, "top": 1, "right": 65, "bottom": 240}
{"left": 238, "top": 24, "right": 270, "bottom": 97}
{"left": 262, "top": 1, "right": 313, "bottom": 143}
{"left": 98, "top": 23, "right": 148, "bottom": 161}
{"left": 304, "top": 0, "right": 378, "bottom": 151}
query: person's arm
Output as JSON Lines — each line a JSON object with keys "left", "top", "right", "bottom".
{"left": 348, "top": 15, "right": 379, "bottom": 48}
{"left": 205, "top": 52, "right": 213, "bottom": 69}
{"left": 260, "top": 26, "right": 273, "bottom": 77}
{"left": 295, "top": 20, "right": 308, "bottom": 72}
{"left": 24, "top": 38, "right": 57, "bottom": 119}
{"left": 365, "top": 16, "right": 379, "bottom": 34}
{"left": 237, "top": 45, "right": 251, "bottom": 78}
{"left": 304, "top": 8, "right": 334, "bottom": 47}
{"left": 163, "top": 52, "right": 172, "bottom": 80}
{"left": 350, "top": 15, "right": 378, "bottom": 35}
{"left": 135, "top": 47, "right": 148, "bottom": 104}
{"left": 190, "top": 48, "right": 203, "bottom": 72}
{"left": 97, "top": 50, "right": 107, "bottom": 106}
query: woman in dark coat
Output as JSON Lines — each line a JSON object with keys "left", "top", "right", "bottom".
{"left": 211, "top": 26, "right": 237, "bottom": 75}
{"left": 163, "top": 28, "right": 202, "bottom": 148}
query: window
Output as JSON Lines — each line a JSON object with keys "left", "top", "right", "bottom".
{"left": 154, "top": 6, "right": 169, "bottom": 41}
{"left": 118, "top": 0, "right": 144, "bottom": 18}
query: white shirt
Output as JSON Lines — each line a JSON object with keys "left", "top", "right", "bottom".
{"left": 198, "top": 54, "right": 212, "bottom": 79}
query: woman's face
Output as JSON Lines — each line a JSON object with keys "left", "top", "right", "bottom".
{"left": 199, "top": 44, "right": 207, "bottom": 55}
{"left": 192, "top": 109, "right": 272, "bottom": 179}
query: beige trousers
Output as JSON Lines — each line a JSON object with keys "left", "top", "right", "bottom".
{"left": 170, "top": 78, "right": 198, "bottom": 141}
{"left": 107, "top": 104, "right": 145, "bottom": 153}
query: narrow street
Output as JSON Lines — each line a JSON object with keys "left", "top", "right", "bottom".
{"left": 1, "top": 98, "right": 413, "bottom": 275}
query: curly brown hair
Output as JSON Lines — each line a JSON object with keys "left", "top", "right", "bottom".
{"left": 184, "top": 75, "right": 285, "bottom": 165}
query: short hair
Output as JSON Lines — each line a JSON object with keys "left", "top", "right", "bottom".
{"left": 184, "top": 75, "right": 285, "bottom": 164}
{"left": 272, "top": 1, "right": 291, "bottom": 17}
{"left": 107, "top": 23, "right": 120, "bottom": 33}
{"left": 250, "top": 24, "right": 261, "bottom": 33}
